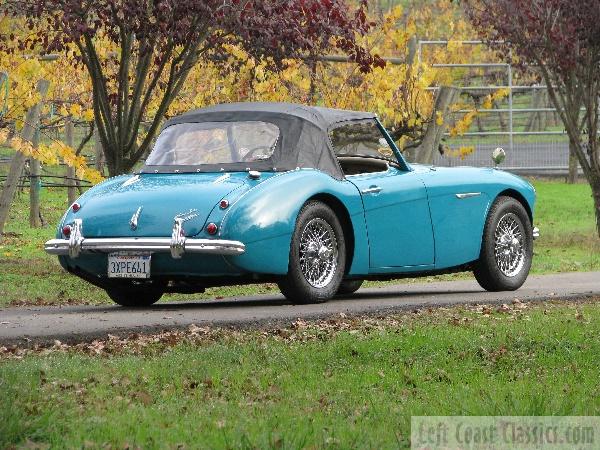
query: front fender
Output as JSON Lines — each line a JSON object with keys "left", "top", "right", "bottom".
{"left": 418, "top": 165, "right": 536, "bottom": 269}
{"left": 218, "top": 169, "right": 368, "bottom": 275}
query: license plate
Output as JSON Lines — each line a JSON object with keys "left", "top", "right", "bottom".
{"left": 108, "top": 253, "right": 151, "bottom": 279}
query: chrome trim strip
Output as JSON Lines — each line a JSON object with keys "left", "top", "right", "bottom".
{"left": 212, "top": 173, "right": 230, "bottom": 184}
{"left": 129, "top": 206, "right": 143, "bottom": 231}
{"left": 455, "top": 192, "right": 481, "bottom": 199}
{"left": 533, "top": 226, "right": 540, "bottom": 239}
{"left": 361, "top": 186, "right": 382, "bottom": 195}
{"left": 44, "top": 237, "right": 245, "bottom": 257}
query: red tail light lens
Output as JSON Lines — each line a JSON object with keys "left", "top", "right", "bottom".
{"left": 206, "top": 223, "right": 218, "bottom": 235}
{"left": 71, "top": 202, "right": 81, "bottom": 212}
{"left": 62, "top": 225, "right": 72, "bottom": 237}
{"left": 219, "top": 199, "right": 229, "bottom": 209}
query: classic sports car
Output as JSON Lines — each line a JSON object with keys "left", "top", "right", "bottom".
{"left": 45, "top": 102, "right": 538, "bottom": 306}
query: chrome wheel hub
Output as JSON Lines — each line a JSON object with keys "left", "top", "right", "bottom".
{"left": 494, "top": 214, "right": 525, "bottom": 277}
{"left": 299, "top": 218, "right": 338, "bottom": 288}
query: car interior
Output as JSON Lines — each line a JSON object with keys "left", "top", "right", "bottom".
{"left": 337, "top": 156, "right": 389, "bottom": 175}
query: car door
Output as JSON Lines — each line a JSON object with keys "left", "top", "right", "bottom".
{"left": 330, "top": 120, "right": 435, "bottom": 269}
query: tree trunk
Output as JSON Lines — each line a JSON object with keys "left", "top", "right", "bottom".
{"left": 28, "top": 128, "right": 44, "bottom": 227}
{"left": 539, "top": 90, "right": 548, "bottom": 130}
{"left": 0, "top": 79, "right": 50, "bottom": 235}
{"left": 308, "top": 59, "right": 317, "bottom": 104}
{"left": 567, "top": 138, "right": 578, "bottom": 184}
{"left": 592, "top": 176, "right": 600, "bottom": 237}
{"left": 415, "top": 86, "right": 459, "bottom": 164}
{"left": 65, "top": 119, "right": 77, "bottom": 206}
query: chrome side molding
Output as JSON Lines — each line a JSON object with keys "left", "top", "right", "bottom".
{"left": 455, "top": 192, "right": 481, "bottom": 199}
{"left": 361, "top": 186, "right": 382, "bottom": 195}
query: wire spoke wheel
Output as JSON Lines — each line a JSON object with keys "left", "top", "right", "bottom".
{"left": 298, "top": 218, "right": 338, "bottom": 288}
{"left": 493, "top": 213, "right": 525, "bottom": 277}
{"left": 278, "top": 201, "right": 345, "bottom": 304}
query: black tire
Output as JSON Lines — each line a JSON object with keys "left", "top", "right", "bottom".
{"left": 278, "top": 201, "right": 346, "bottom": 304}
{"left": 474, "top": 196, "right": 533, "bottom": 291}
{"left": 105, "top": 282, "right": 164, "bottom": 307}
{"left": 336, "top": 279, "right": 363, "bottom": 295}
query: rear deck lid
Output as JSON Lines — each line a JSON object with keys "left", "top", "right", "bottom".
{"left": 72, "top": 172, "right": 247, "bottom": 237}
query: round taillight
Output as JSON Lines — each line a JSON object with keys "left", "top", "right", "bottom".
{"left": 62, "top": 225, "right": 72, "bottom": 237}
{"left": 71, "top": 202, "right": 81, "bottom": 212}
{"left": 219, "top": 199, "right": 229, "bottom": 209}
{"left": 206, "top": 222, "right": 218, "bottom": 235}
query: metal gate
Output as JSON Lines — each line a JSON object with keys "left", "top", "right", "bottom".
{"left": 419, "top": 40, "right": 572, "bottom": 175}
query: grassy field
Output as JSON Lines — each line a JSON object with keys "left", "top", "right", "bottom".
{"left": 2, "top": 299, "right": 600, "bottom": 448}
{"left": 0, "top": 179, "right": 599, "bottom": 307}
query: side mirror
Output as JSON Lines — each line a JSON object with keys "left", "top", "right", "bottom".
{"left": 492, "top": 147, "right": 506, "bottom": 166}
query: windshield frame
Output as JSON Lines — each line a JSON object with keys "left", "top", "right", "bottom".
{"left": 327, "top": 118, "right": 411, "bottom": 173}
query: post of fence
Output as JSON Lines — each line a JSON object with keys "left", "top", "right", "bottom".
{"left": 0, "top": 79, "right": 50, "bottom": 235}
{"left": 94, "top": 127, "right": 104, "bottom": 175}
{"left": 415, "top": 86, "right": 459, "bottom": 164}
{"left": 65, "top": 118, "right": 77, "bottom": 206}
{"left": 0, "top": 72, "right": 8, "bottom": 118}
{"left": 28, "top": 128, "right": 43, "bottom": 227}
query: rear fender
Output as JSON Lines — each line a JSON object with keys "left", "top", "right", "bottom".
{"left": 218, "top": 170, "right": 368, "bottom": 275}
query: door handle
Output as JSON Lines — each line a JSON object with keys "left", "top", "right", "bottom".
{"left": 361, "top": 186, "right": 382, "bottom": 195}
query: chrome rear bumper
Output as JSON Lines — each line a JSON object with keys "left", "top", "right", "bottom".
{"left": 44, "top": 237, "right": 245, "bottom": 257}
{"left": 45, "top": 218, "right": 245, "bottom": 259}
{"left": 533, "top": 226, "right": 540, "bottom": 239}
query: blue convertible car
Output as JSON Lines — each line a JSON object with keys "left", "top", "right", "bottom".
{"left": 45, "top": 102, "right": 538, "bottom": 306}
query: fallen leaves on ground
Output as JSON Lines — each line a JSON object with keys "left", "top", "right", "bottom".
{"left": 0, "top": 298, "right": 595, "bottom": 360}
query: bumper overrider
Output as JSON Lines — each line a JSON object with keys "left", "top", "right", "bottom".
{"left": 44, "top": 218, "right": 245, "bottom": 259}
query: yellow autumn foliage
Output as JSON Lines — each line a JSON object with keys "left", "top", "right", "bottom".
{"left": 0, "top": 128, "right": 104, "bottom": 184}
{"left": 449, "top": 88, "right": 509, "bottom": 137}
{"left": 0, "top": 17, "right": 101, "bottom": 184}
{"left": 1, "top": 0, "right": 493, "bottom": 180}
{"left": 444, "top": 145, "right": 476, "bottom": 160}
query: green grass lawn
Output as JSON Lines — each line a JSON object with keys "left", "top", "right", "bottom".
{"left": 0, "top": 179, "right": 599, "bottom": 307}
{"left": 2, "top": 300, "right": 600, "bottom": 448}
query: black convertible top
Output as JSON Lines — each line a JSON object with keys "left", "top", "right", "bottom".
{"left": 166, "top": 102, "right": 376, "bottom": 131}
{"left": 145, "top": 102, "right": 378, "bottom": 179}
